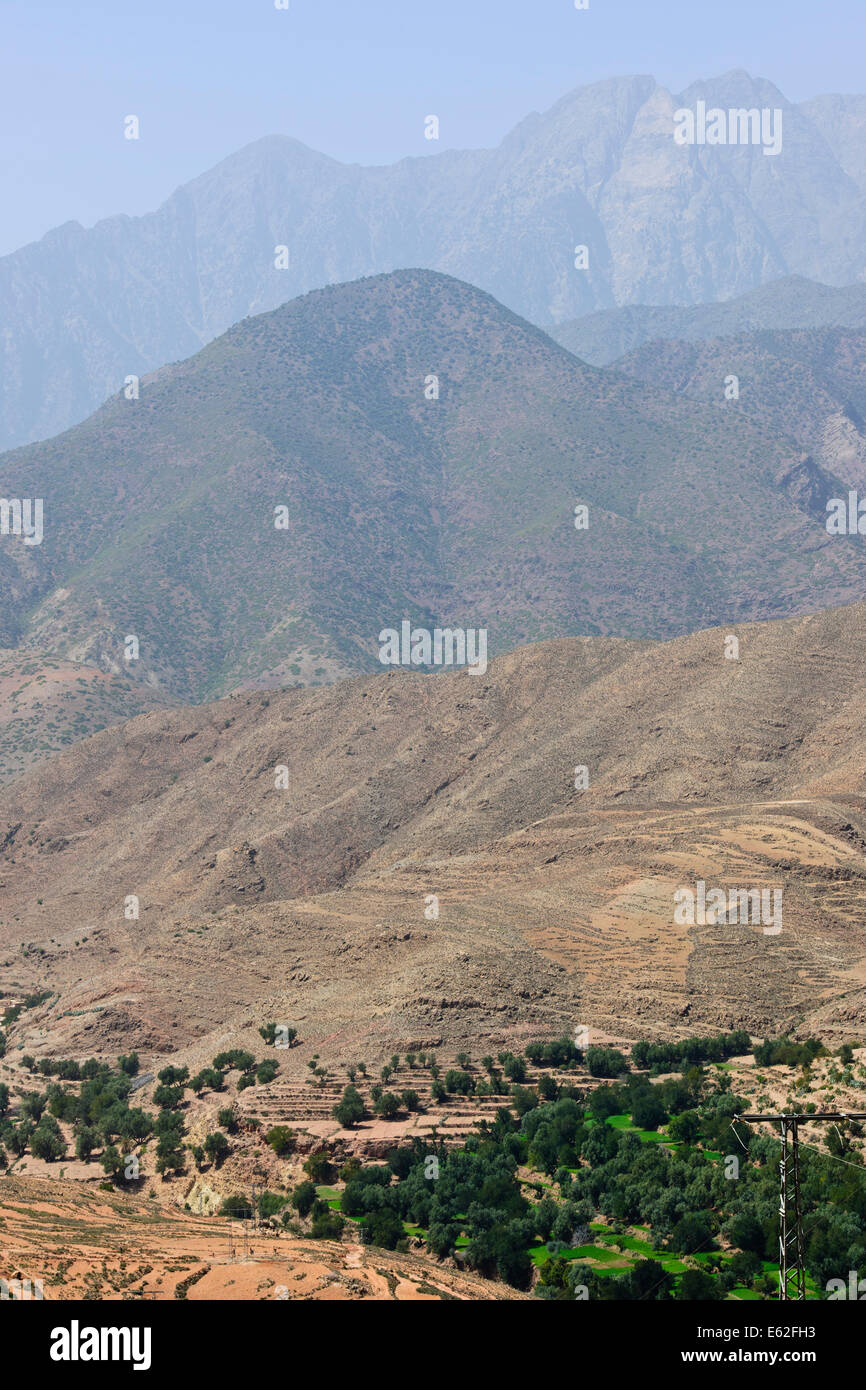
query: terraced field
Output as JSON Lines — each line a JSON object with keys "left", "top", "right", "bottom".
{"left": 0, "top": 1175, "right": 523, "bottom": 1301}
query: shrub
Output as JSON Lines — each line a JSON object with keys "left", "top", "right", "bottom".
{"left": 291, "top": 1181, "right": 317, "bottom": 1218}
{"left": 304, "top": 1151, "right": 335, "bottom": 1184}
{"left": 333, "top": 1085, "right": 366, "bottom": 1128}
{"left": 265, "top": 1125, "right": 295, "bottom": 1157}
{"left": 374, "top": 1092, "right": 401, "bottom": 1119}
{"left": 311, "top": 1207, "right": 344, "bottom": 1240}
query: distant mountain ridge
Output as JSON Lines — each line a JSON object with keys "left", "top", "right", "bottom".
{"left": 3, "top": 70, "right": 866, "bottom": 450}
{"left": 551, "top": 277, "right": 866, "bottom": 365}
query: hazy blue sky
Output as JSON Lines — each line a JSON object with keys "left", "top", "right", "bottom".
{"left": 1, "top": 0, "right": 863, "bottom": 256}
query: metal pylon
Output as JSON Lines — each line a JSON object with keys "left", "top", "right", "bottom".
{"left": 736, "top": 1109, "right": 866, "bottom": 1301}
{"left": 778, "top": 1119, "right": 805, "bottom": 1301}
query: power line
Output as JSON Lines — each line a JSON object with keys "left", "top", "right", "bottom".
{"left": 734, "top": 1111, "right": 866, "bottom": 1300}
{"left": 795, "top": 1134, "right": 866, "bottom": 1174}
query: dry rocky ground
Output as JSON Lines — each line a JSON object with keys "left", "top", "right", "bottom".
{"left": 2, "top": 606, "right": 866, "bottom": 1297}
{"left": 2, "top": 605, "right": 866, "bottom": 1071}
{"left": 0, "top": 1175, "right": 523, "bottom": 1300}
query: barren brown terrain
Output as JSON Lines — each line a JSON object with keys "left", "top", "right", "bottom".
{"left": 1, "top": 602, "right": 866, "bottom": 1081}
{"left": 0, "top": 1175, "right": 521, "bottom": 1300}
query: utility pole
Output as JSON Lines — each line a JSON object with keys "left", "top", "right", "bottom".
{"left": 228, "top": 1217, "right": 251, "bottom": 1263}
{"left": 251, "top": 1182, "right": 260, "bottom": 1232}
{"left": 734, "top": 1111, "right": 866, "bottom": 1301}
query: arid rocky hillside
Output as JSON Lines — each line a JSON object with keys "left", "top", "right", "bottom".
{"left": 0, "top": 1176, "right": 520, "bottom": 1300}
{"left": 2, "top": 604, "right": 866, "bottom": 1068}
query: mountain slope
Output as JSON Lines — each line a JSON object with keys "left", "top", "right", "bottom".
{"left": 2, "top": 270, "right": 866, "bottom": 711}
{"left": 3, "top": 71, "right": 866, "bottom": 450}
{"left": 551, "top": 277, "right": 866, "bottom": 366}
{"left": 613, "top": 326, "right": 866, "bottom": 490}
{"left": 0, "top": 651, "right": 170, "bottom": 784}
{"left": 801, "top": 93, "right": 866, "bottom": 200}
{"left": 0, "top": 1176, "right": 524, "bottom": 1301}
{"left": 2, "top": 606, "right": 866, "bottom": 1062}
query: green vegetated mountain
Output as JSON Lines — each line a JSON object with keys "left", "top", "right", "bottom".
{"left": 3, "top": 270, "right": 866, "bottom": 716}
{"left": 3, "top": 269, "right": 866, "bottom": 717}
{"left": 4, "top": 70, "right": 866, "bottom": 451}
{"left": 612, "top": 326, "right": 866, "bottom": 490}
{"left": 551, "top": 277, "right": 866, "bottom": 366}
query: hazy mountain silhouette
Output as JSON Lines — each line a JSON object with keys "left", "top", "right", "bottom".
{"left": 2, "top": 71, "right": 866, "bottom": 450}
